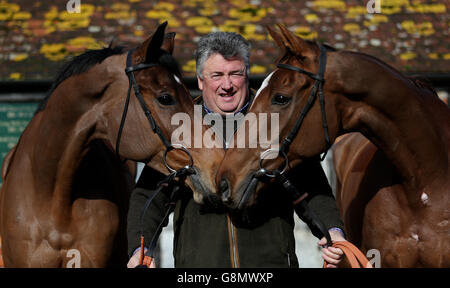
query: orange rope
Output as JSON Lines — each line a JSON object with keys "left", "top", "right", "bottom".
{"left": 139, "top": 235, "right": 145, "bottom": 266}
{"left": 138, "top": 235, "right": 154, "bottom": 268}
{"left": 323, "top": 241, "right": 373, "bottom": 268}
{"left": 0, "top": 236, "right": 3, "bottom": 267}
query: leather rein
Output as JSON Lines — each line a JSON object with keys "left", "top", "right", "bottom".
{"left": 118, "top": 49, "right": 194, "bottom": 267}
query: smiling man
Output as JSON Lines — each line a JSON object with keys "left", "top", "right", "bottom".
{"left": 127, "top": 32, "right": 346, "bottom": 268}
{"left": 196, "top": 32, "right": 250, "bottom": 115}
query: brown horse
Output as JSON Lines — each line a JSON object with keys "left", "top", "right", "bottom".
{"left": 216, "top": 24, "right": 449, "bottom": 267}
{"left": 0, "top": 22, "right": 222, "bottom": 267}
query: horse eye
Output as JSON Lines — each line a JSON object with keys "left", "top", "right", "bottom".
{"left": 272, "top": 94, "right": 291, "bottom": 105}
{"left": 157, "top": 93, "right": 175, "bottom": 106}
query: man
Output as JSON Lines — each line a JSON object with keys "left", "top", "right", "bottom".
{"left": 127, "top": 32, "right": 345, "bottom": 268}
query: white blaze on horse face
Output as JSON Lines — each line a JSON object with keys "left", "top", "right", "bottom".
{"left": 251, "top": 71, "right": 274, "bottom": 110}
{"left": 174, "top": 75, "right": 182, "bottom": 85}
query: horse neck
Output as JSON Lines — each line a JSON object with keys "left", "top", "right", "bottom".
{"left": 338, "top": 53, "right": 449, "bottom": 193}
{"left": 29, "top": 80, "right": 100, "bottom": 226}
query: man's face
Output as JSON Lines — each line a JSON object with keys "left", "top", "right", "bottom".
{"left": 198, "top": 53, "right": 248, "bottom": 115}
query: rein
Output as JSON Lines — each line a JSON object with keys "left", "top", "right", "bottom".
{"left": 117, "top": 49, "right": 195, "bottom": 267}
{"left": 137, "top": 166, "right": 194, "bottom": 268}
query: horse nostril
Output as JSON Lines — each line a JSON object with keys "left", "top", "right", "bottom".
{"left": 219, "top": 178, "right": 230, "bottom": 202}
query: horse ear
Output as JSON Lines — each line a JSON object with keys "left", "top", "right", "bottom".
{"left": 144, "top": 21, "right": 168, "bottom": 63}
{"left": 276, "top": 24, "right": 310, "bottom": 56}
{"left": 266, "top": 25, "right": 286, "bottom": 52}
{"left": 161, "top": 32, "right": 176, "bottom": 55}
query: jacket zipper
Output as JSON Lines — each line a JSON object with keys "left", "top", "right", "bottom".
{"left": 227, "top": 214, "right": 240, "bottom": 268}
{"left": 223, "top": 118, "right": 241, "bottom": 268}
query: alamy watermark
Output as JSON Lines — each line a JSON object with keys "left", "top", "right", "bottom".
{"left": 63, "top": 247, "right": 381, "bottom": 267}
{"left": 66, "top": 249, "right": 81, "bottom": 268}
{"left": 366, "top": 249, "right": 381, "bottom": 268}
{"left": 367, "top": 0, "right": 382, "bottom": 14}
{"left": 66, "top": 0, "right": 81, "bottom": 14}
{"left": 170, "top": 105, "right": 280, "bottom": 159}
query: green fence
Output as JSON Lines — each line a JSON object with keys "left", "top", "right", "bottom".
{"left": 0, "top": 102, "right": 38, "bottom": 187}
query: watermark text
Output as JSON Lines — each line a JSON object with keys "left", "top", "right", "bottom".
{"left": 66, "top": 0, "right": 81, "bottom": 14}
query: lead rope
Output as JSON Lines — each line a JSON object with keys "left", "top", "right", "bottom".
{"left": 272, "top": 170, "right": 332, "bottom": 247}
{"left": 323, "top": 241, "right": 373, "bottom": 268}
{"left": 253, "top": 151, "right": 332, "bottom": 246}
{"left": 136, "top": 166, "right": 194, "bottom": 268}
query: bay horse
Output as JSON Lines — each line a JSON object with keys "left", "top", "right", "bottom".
{"left": 216, "top": 24, "right": 449, "bottom": 267}
{"left": 0, "top": 22, "right": 222, "bottom": 267}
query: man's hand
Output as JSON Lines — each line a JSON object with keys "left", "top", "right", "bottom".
{"left": 318, "top": 229, "right": 346, "bottom": 268}
{"left": 127, "top": 248, "right": 156, "bottom": 268}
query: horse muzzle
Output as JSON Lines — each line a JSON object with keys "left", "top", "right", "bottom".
{"left": 188, "top": 166, "right": 222, "bottom": 205}
{"left": 219, "top": 169, "right": 267, "bottom": 210}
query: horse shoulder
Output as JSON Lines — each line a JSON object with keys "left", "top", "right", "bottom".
{"left": 333, "top": 133, "right": 380, "bottom": 244}
{"left": 333, "top": 133, "right": 374, "bottom": 205}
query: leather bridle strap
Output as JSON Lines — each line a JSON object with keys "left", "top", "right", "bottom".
{"left": 274, "top": 170, "right": 332, "bottom": 247}
{"left": 277, "top": 44, "right": 331, "bottom": 161}
{"left": 116, "top": 49, "right": 172, "bottom": 159}
{"left": 136, "top": 166, "right": 194, "bottom": 268}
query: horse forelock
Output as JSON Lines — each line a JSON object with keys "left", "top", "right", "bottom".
{"left": 156, "top": 50, "right": 182, "bottom": 78}
{"left": 251, "top": 41, "right": 321, "bottom": 110}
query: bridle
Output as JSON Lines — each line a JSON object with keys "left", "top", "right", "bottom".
{"left": 277, "top": 44, "right": 331, "bottom": 162}
{"left": 116, "top": 48, "right": 193, "bottom": 171}
{"left": 117, "top": 49, "right": 195, "bottom": 267}
{"left": 242, "top": 44, "right": 333, "bottom": 246}
{"left": 256, "top": 44, "right": 331, "bottom": 180}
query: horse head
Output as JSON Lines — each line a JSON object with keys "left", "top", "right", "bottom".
{"left": 89, "top": 22, "right": 222, "bottom": 203}
{"left": 216, "top": 24, "right": 344, "bottom": 209}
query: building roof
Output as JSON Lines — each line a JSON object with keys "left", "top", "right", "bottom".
{"left": 0, "top": 0, "right": 449, "bottom": 81}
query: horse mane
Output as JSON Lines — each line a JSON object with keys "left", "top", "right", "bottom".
{"left": 36, "top": 45, "right": 126, "bottom": 114}
{"left": 339, "top": 49, "right": 438, "bottom": 97}
{"left": 278, "top": 38, "right": 438, "bottom": 98}
{"left": 406, "top": 76, "right": 438, "bottom": 95}
{"left": 156, "top": 50, "right": 184, "bottom": 85}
